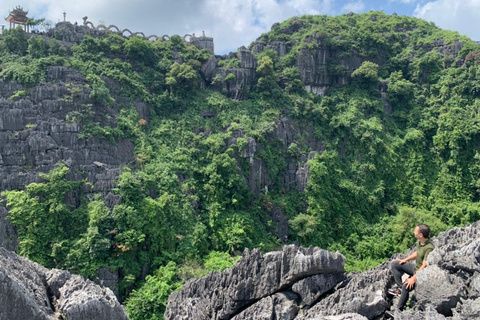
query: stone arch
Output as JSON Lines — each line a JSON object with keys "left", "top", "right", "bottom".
{"left": 146, "top": 35, "right": 158, "bottom": 41}
{"left": 121, "top": 29, "right": 134, "bottom": 37}
{"left": 107, "top": 25, "right": 121, "bottom": 33}
{"left": 132, "top": 32, "right": 146, "bottom": 38}
{"left": 183, "top": 34, "right": 192, "bottom": 42}
{"left": 162, "top": 35, "right": 170, "bottom": 41}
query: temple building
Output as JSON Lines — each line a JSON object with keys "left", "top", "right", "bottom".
{"left": 5, "top": 6, "right": 30, "bottom": 31}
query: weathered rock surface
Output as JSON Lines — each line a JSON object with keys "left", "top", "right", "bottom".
{"left": 0, "top": 67, "right": 136, "bottom": 252}
{"left": 231, "top": 291, "right": 299, "bottom": 320}
{"left": 165, "top": 221, "right": 480, "bottom": 319}
{"left": 164, "top": 245, "right": 345, "bottom": 320}
{"left": 0, "top": 247, "right": 129, "bottom": 320}
{"left": 298, "top": 262, "right": 391, "bottom": 319}
{"left": 203, "top": 46, "right": 258, "bottom": 100}
{"left": 227, "top": 118, "right": 324, "bottom": 198}
{"left": 414, "top": 221, "right": 480, "bottom": 318}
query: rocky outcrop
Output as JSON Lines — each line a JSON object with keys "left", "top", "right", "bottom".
{"left": 0, "top": 65, "right": 138, "bottom": 300}
{"left": 414, "top": 222, "right": 480, "bottom": 318}
{"left": 298, "top": 263, "right": 390, "bottom": 319}
{"left": 202, "top": 47, "right": 257, "bottom": 100}
{"left": 164, "top": 245, "right": 345, "bottom": 320}
{"left": 0, "top": 67, "right": 137, "bottom": 251}
{"left": 0, "top": 247, "right": 129, "bottom": 320}
{"left": 165, "top": 221, "right": 480, "bottom": 319}
{"left": 226, "top": 118, "right": 324, "bottom": 198}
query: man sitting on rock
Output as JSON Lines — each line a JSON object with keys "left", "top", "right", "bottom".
{"left": 386, "top": 223, "right": 435, "bottom": 316}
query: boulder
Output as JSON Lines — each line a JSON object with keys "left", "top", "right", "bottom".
{"left": 165, "top": 245, "right": 345, "bottom": 320}
{"left": 394, "top": 306, "right": 447, "bottom": 320}
{"left": 298, "top": 263, "right": 390, "bottom": 319}
{"left": 0, "top": 247, "right": 129, "bottom": 320}
{"left": 416, "top": 265, "right": 467, "bottom": 315}
{"left": 231, "top": 291, "right": 299, "bottom": 320}
{"left": 302, "top": 314, "right": 368, "bottom": 320}
{"left": 292, "top": 273, "right": 346, "bottom": 307}
{"left": 452, "top": 297, "right": 480, "bottom": 320}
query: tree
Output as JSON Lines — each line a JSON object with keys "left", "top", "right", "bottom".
{"left": 2, "top": 26, "right": 28, "bottom": 55}
{"left": 125, "top": 262, "right": 181, "bottom": 320}
{"left": 124, "top": 36, "right": 156, "bottom": 66}
{"left": 351, "top": 61, "right": 379, "bottom": 84}
{"left": 2, "top": 164, "right": 86, "bottom": 268}
{"left": 165, "top": 62, "right": 197, "bottom": 88}
{"left": 28, "top": 35, "right": 48, "bottom": 58}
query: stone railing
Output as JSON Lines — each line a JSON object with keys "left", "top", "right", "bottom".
{"left": 81, "top": 16, "right": 214, "bottom": 52}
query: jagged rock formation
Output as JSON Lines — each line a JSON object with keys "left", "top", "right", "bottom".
{"left": 0, "top": 65, "right": 142, "bottom": 297}
{"left": 0, "top": 247, "right": 129, "bottom": 320}
{"left": 165, "top": 221, "right": 480, "bottom": 319}
{"left": 201, "top": 46, "right": 257, "bottom": 100}
{"left": 226, "top": 118, "right": 323, "bottom": 196}
{"left": 224, "top": 118, "right": 324, "bottom": 241}
{"left": 0, "top": 67, "right": 137, "bottom": 251}
{"left": 165, "top": 246, "right": 345, "bottom": 319}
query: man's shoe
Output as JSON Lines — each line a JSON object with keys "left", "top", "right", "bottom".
{"left": 385, "top": 309, "right": 401, "bottom": 318}
{"left": 385, "top": 310, "right": 395, "bottom": 318}
{"left": 387, "top": 287, "right": 401, "bottom": 297}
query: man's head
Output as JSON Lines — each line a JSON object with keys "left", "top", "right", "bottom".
{"left": 414, "top": 224, "right": 430, "bottom": 240}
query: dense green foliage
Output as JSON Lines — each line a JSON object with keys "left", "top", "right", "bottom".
{"left": 2, "top": 11, "right": 480, "bottom": 319}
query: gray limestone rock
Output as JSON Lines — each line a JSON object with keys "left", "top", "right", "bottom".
{"left": 231, "top": 291, "right": 299, "bottom": 320}
{"left": 251, "top": 41, "right": 267, "bottom": 54}
{"left": 165, "top": 245, "right": 345, "bottom": 320}
{"left": 47, "top": 269, "right": 129, "bottom": 320}
{"left": 299, "top": 263, "right": 390, "bottom": 319}
{"left": 0, "top": 247, "right": 128, "bottom": 320}
{"left": 0, "top": 206, "right": 17, "bottom": 250}
{"left": 267, "top": 206, "right": 290, "bottom": 242}
{"left": 394, "top": 306, "right": 447, "bottom": 320}
{"left": 269, "top": 41, "right": 287, "bottom": 57}
{"left": 237, "top": 47, "right": 257, "bottom": 69}
{"left": 201, "top": 56, "right": 219, "bottom": 82}
{"left": 164, "top": 222, "right": 480, "bottom": 319}
{"left": 452, "top": 297, "right": 480, "bottom": 320}
{"left": 0, "top": 247, "right": 53, "bottom": 320}
{"left": 416, "top": 265, "right": 467, "bottom": 315}
{"left": 301, "top": 314, "right": 368, "bottom": 320}
{"left": 292, "top": 273, "right": 346, "bottom": 307}
{"left": 0, "top": 66, "right": 137, "bottom": 295}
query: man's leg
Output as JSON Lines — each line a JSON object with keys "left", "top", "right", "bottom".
{"left": 391, "top": 260, "right": 415, "bottom": 287}
{"left": 397, "top": 283, "right": 413, "bottom": 310}
{"left": 393, "top": 262, "right": 415, "bottom": 310}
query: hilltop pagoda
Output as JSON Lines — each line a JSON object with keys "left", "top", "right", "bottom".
{"left": 5, "top": 6, "right": 30, "bottom": 31}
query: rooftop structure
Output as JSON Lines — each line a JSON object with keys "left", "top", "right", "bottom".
{"left": 5, "top": 6, "right": 30, "bottom": 31}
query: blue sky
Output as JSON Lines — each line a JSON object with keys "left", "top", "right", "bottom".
{"left": 3, "top": 0, "right": 479, "bottom": 54}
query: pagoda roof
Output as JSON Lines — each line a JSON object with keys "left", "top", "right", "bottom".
{"left": 5, "top": 6, "right": 30, "bottom": 24}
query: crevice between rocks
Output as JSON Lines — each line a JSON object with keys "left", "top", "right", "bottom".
{"left": 225, "top": 272, "right": 346, "bottom": 320}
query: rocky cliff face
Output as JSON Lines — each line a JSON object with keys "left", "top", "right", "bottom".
{"left": 0, "top": 247, "right": 129, "bottom": 320}
{"left": 165, "top": 221, "right": 480, "bottom": 320}
{"left": 201, "top": 46, "right": 257, "bottom": 100}
{"left": 0, "top": 67, "right": 137, "bottom": 251}
{"left": 0, "top": 65, "right": 142, "bottom": 297}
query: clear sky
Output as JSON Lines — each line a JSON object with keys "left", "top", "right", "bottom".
{"left": 2, "top": 0, "right": 479, "bottom": 54}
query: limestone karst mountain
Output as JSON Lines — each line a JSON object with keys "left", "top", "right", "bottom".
{"left": 1, "top": 10, "right": 480, "bottom": 319}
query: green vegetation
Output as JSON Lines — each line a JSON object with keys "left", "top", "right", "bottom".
{"left": 2, "top": 11, "right": 480, "bottom": 319}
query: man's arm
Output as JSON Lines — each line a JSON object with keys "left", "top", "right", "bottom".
{"left": 396, "top": 251, "right": 417, "bottom": 264}
{"left": 405, "top": 259, "right": 427, "bottom": 289}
